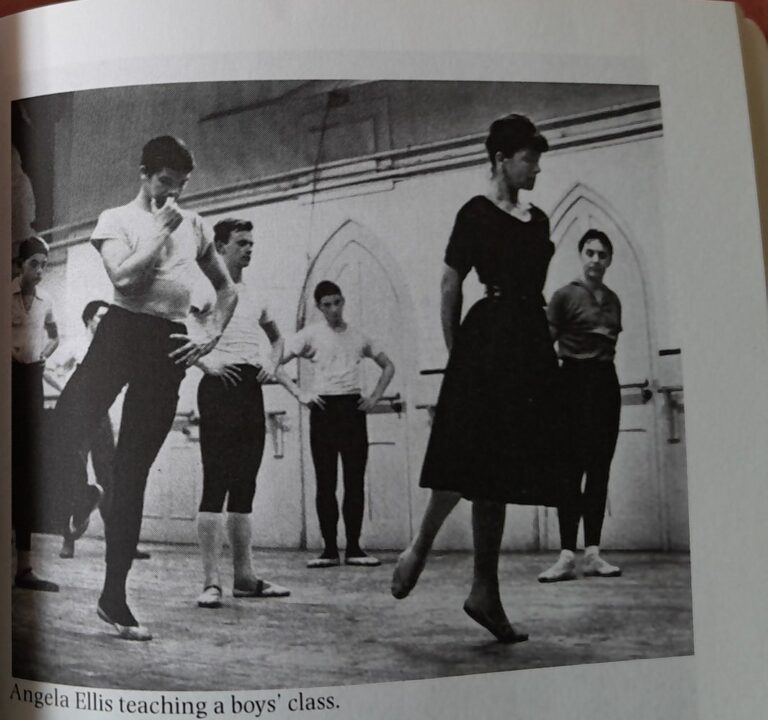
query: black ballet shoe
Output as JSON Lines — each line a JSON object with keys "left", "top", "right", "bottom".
{"left": 97, "top": 599, "right": 152, "bottom": 641}
{"left": 462, "top": 602, "right": 529, "bottom": 644}
{"left": 14, "top": 568, "right": 59, "bottom": 592}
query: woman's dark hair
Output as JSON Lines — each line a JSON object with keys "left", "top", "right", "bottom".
{"left": 485, "top": 114, "right": 548, "bottom": 169}
{"left": 81, "top": 299, "right": 110, "bottom": 327}
{"left": 213, "top": 218, "right": 254, "bottom": 247}
{"left": 314, "top": 280, "right": 342, "bottom": 304}
{"left": 578, "top": 229, "right": 613, "bottom": 257}
{"left": 141, "top": 135, "right": 195, "bottom": 176}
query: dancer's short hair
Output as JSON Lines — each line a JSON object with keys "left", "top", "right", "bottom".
{"left": 314, "top": 280, "right": 342, "bottom": 304}
{"left": 485, "top": 114, "right": 548, "bottom": 169}
{"left": 18, "top": 235, "right": 49, "bottom": 261}
{"left": 213, "top": 218, "right": 254, "bottom": 247}
{"left": 141, "top": 135, "right": 195, "bottom": 176}
{"left": 578, "top": 229, "right": 613, "bottom": 257}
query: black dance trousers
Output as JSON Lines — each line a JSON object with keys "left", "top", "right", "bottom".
{"left": 309, "top": 395, "right": 368, "bottom": 551}
{"left": 11, "top": 360, "right": 45, "bottom": 553}
{"left": 557, "top": 359, "right": 621, "bottom": 550}
{"left": 89, "top": 414, "right": 116, "bottom": 523}
{"left": 197, "top": 365, "right": 266, "bottom": 514}
{"left": 53, "top": 306, "right": 186, "bottom": 598}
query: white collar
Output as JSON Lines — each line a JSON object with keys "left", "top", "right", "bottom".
{"left": 11, "top": 275, "right": 43, "bottom": 299}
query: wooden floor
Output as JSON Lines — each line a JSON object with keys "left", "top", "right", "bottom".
{"left": 12, "top": 536, "right": 694, "bottom": 690}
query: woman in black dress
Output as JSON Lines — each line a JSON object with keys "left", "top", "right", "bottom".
{"left": 392, "top": 114, "right": 566, "bottom": 642}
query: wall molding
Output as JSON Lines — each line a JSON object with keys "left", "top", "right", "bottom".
{"left": 42, "top": 99, "right": 661, "bottom": 250}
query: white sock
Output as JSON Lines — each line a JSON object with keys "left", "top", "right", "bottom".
{"left": 584, "top": 545, "right": 600, "bottom": 557}
{"left": 197, "top": 512, "right": 224, "bottom": 588}
{"left": 227, "top": 512, "right": 255, "bottom": 584}
{"left": 559, "top": 549, "right": 575, "bottom": 561}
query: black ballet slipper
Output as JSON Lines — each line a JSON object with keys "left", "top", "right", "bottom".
{"left": 14, "top": 568, "right": 59, "bottom": 592}
{"left": 97, "top": 599, "right": 152, "bottom": 641}
{"left": 462, "top": 602, "right": 529, "bottom": 644}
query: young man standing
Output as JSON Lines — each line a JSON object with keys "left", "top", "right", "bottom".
{"left": 194, "top": 218, "right": 290, "bottom": 609}
{"left": 278, "top": 281, "right": 395, "bottom": 568}
{"left": 53, "top": 136, "right": 237, "bottom": 639}
{"left": 11, "top": 236, "right": 60, "bottom": 592}
{"left": 538, "top": 229, "right": 623, "bottom": 582}
{"left": 50, "top": 300, "right": 149, "bottom": 561}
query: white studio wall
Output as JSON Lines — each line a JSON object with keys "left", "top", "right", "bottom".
{"left": 25, "top": 81, "right": 688, "bottom": 551}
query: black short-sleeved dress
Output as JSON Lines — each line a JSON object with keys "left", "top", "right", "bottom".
{"left": 419, "top": 196, "right": 569, "bottom": 506}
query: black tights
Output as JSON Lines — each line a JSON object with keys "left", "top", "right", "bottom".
{"left": 198, "top": 366, "right": 266, "bottom": 513}
{"left": 557, "top": 359, "right": 620, "bottom": 551}
{"left": 11, "top": 361, "right": 44, "bottom": 554}
{"left": 309, "top": 395, "right": 368, "bottom": 552}
{"left": 54, "top": 307, "right": 186, "bottom": 609}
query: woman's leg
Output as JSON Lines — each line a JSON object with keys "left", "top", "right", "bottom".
{"left": 464, "top": 500, "right": 527, "bottom": 643}
{"left": 391, "top": 489, "right": 461, "bottom": 598}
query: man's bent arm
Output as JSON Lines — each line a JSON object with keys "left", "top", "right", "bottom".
{"left": 197, "top": 243, "right": 238, "bottom": 341}
{"left": 40, "top": 320, "right": 59, "bottom": 362}
{"left": 99, "top": 233, "right": 170, "bottom": 293}
{"left": 260, "top": 319, "right": 284, "bottom": 375}
{"left": 368, "top": 352, "right": 395, "bottom": 404}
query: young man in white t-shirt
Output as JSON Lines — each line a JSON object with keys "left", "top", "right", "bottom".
{"left": 193, "top": 218, "right": 290, "bottom": 609}
{"left": 52, "top": 136, "right": 237, "bottom": 640}
{"left": 11, "top": 236, "right": 60, "bottom": 592}
{"left": 278, "top": 281, "right": 395, "bottom": 568}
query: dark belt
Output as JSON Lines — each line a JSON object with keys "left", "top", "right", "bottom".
{"left": 484, "top": 284, "right": 542, "bottom": 304}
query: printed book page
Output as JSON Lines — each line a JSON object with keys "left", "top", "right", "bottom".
{"left": 1, "top": 1, "right": 767, "bottom": 719}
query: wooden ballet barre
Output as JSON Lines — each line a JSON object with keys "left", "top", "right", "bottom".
{"left": 369, "top": 393, "right": 404, "bottom": 414}
{"left": 620, "top": 379, "right": 653, "bottom": 404}
{"left": 266, "top": 410, "right": 289, "bottom": 458}
{"left": 657, "top": 385, "right": 684, "bottom": 444}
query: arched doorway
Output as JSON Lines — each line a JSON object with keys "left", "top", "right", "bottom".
{"left": 298, "top": 220, "right": 418, "bottom": 550}
{"left": 543, "top": 184, "right": 665, "bottom": 549}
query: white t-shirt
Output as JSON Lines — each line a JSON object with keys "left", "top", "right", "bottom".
{"left": 287, "top": 322, "right": 382, "bottom": 395}
{"left": 11, "top": 276, "right": 56, "bottom": 364}
{"left": 91, "top": 201, "right": 213, "bottom": 321}
{"left": 201, "top": 281, "right": 274, "bottom": 368}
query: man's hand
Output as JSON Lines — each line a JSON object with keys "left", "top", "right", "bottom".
{"left": 169, "top": 331, "right": 221, "bottom": 367}
{"left": 357, "top": 394, "right": 380, "bottom": 412}
{"left": 256, "top": 366, "right": 274, "bottom": 384}
{"left": 151, "top": 197, "right": 183, "bottom": 235}
{"left": 298, "top": 390, "right": 325, "bottom": 409}
{"left": 199, "top": 357, "right": 242, "bottom": 387}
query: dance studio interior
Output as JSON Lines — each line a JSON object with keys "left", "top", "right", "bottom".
{"left": 10, "top": 81, "right": 693, "bottom": 689}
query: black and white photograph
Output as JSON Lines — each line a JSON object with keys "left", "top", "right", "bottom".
{"left": 10, "top": 78, "right": 693, "bottom": 691}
